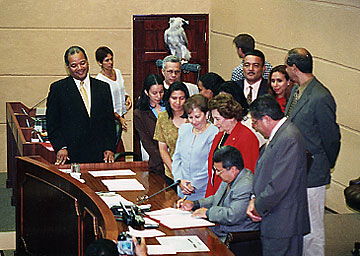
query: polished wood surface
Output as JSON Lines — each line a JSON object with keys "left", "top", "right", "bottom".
{"left": 44, "top": 160, "right": 233, "bottom": 255}
{"left": 16, "top": 157, "right": 118, "bottom": 256}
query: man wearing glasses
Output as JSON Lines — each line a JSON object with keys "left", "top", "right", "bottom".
{"left": 161, "top": 55, "right": 199, "bottom": 96}
{"left": 247, "top": 95, "right": 309, "bottom": 256}
{"left": 177, "top": 146, "right": 259, "bottom": 244}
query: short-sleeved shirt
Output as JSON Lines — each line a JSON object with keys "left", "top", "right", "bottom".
{"left": 153, "top": 111, "right": 181, "bottom": 179}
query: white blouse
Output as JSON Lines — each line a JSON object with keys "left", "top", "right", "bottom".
{"left": 96, "top": 68, "right": 128, "bottom": 116}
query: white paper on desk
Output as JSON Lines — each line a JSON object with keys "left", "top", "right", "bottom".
{"left": 128, "top": 226, "right": 165, "bottom": 238}
{"left": 147, "top": 245, "right": 177, "bottom": 255}
{"left": 96, "top": 192, "right": 134, "bottom": 207}
{"left": 102, "top": 179, "right": 145, "bottom": 191}
{"left": 70, "top": 173, "right": 85, "bottom": 183}
{"left": 156, "top": 235, "right": 210, "bottom": 253}
{"left": 146, "top": 208, "right": 215, "bottom": 229}
{"left": 88, "top": 169, "right": 135, "bottom": 177}
{"left": 146, "top": 207, "right": 188, "bottom": 217}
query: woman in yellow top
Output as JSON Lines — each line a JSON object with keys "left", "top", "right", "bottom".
{"left": 153, "top": 82, "right": 189, "bottom": 184}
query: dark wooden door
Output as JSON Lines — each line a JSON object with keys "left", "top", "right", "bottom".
{"left": 133, "top": 14, "right": 209, "bottom": 155}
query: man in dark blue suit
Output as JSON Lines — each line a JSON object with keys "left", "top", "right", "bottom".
{"left": 284, "top": 48, "right": 341, "bottom": 256}
{"left": 247, "top": 95, "right": 310, "bottom": 256}
{"left": 235, "top": 50, "right": 268, "bottom": 105}
{"left": 46, "top": 46, "right": 116, "bottom": 165}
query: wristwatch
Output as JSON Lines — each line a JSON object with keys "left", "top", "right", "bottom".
{"left": 250, "top": 193, "right": 256, "bottom": 200}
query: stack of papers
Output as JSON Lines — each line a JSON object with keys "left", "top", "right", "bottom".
{"left": 146, "top": 208, "right": 215, "bottom": 229}
{"left": 102, "top": 179, "right": 145, "bottom": 191}
{"left": 154, "top": 235, "right": 209, "bottom": 253}
{"left": 88, "top": 169, "right": 135, "bottom": 177}
{"left": 96, "top": 192, "right": 133, "bottom": 207}
{"left": 128, "top": 226, "right": 165, "bottom": 238}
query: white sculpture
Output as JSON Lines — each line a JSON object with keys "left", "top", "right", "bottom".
{"left": 164, "top": 17, "right": 191, "bottom": 62}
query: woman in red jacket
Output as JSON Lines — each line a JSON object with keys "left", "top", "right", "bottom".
{"left": 205, "top": 93, "right": 259, "bottom": 197}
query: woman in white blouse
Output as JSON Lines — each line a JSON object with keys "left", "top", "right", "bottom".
{"left": 95, "top": 46, "right": 132, "bottom": 144}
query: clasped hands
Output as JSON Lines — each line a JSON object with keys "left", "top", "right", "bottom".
{"left": 246, "top": 198, "right": 262, "bottom": 222}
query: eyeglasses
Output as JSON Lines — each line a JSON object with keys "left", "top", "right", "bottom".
{"left": 165, "top": 70, "right": 181, "bottom": 75}
{"left": 212, "top": 166, "right": 227, "bottom": 175}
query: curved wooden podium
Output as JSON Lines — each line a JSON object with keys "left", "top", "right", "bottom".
{"left": 16, "top": 157, "right": 118, "bottom": 256}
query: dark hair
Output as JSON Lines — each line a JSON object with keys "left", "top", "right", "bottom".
{"left": 95, "top": 46, "right": 113, "bottom": 63}
{"left": 233, "top": 34, "right": 255, "bottom": 54}
{"left": 249, "top": 94, "right": 284, "bottom": 121}
{"left": 218, "top": 81, "right": 249, "bottom": 117}
{"left": 64, "top": 46, "right": 87, "bottom": 66}
{"left": 286, "top": 48, "right": 313, "bottom": 73}
{"left": 213, "top": 146, "right": 244, "bottom": 171}
{"left": 209, "top": 93, "right": 243, "bottom": 121}
{"left": 164, "top": 81, "right": 189, "bottom": 119}
{"left": 244, "top": 49, "right": 265, "bottom": 67}
{"left": 183, "top": 94, "right": 209, "bottom": 115}
{"left": 199, "top": 72, "right": 225, "bottom": 96}
{"left": 267, "top": 65, "right": 292, "bottom": 100}
{"left": 136, "top": 74, "right": 164, "bottom": 111}
{"left": 85, "top": 239, "right": 118, "bottom": 256}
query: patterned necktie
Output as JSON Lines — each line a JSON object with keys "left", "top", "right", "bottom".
{"left": 247, "top": 86, "right": 253, "bottom": 105}
{"left": 80, "top": 81, "right": 90, "bottom": 115}
{"left": 286, "top": 86, "right": 299, "bottom": 117}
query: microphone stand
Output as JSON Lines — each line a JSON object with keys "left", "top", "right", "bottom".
{"left": 136, "top": 180, "right": 180, "bottom": 206}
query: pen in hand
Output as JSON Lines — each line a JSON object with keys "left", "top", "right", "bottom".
{"left": 178, "top": 195, "right": 187, "bottom": 209}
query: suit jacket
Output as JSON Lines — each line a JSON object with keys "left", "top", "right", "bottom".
{"left": 205, "top": 122, "right": 259, "bottom": 197}
{"left": 253, "top": 120, "right": 310, "bottom": 238}
{"left": 46, "top": 76, "right": 116, "bottom": 163}
{"left": 285, "top": 77, "right": 341, "bottom": 187}
{"left": 196, "top": 169, "right": 259, "bottom": 238}
{"left": 235, "top": 78, "right": 268, "bottom": 100}
{"left": 133, "top": 108, "right": 164, "bottom": 175}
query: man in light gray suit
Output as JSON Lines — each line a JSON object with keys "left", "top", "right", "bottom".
{"left": 247, "top": 95, "right": 310, "bottom": 256}
{"left": 285, "top": 48, "right": 341, "bottom": 256}
{"left": 178, "top": 146, "right": 259, "bottom": 242}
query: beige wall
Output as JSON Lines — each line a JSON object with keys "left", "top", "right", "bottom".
{"left": 0, "top": 0, "right": 210, "bottom": 170}
{"left": 1, "top": 0, "right": 359, "bottom": 213}
{"left": 209, "top": 0, "right": 360, "bottom": 213}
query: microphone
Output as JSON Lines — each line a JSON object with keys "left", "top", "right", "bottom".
{"left": 135, "top": 180, "right": 180, "bottom": 205}
{"left": 29, "top": 96, "right": 47, "bottom": 112}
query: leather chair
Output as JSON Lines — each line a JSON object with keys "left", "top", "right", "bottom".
{"left": 224, "top": 230, "right": 262, "bottom": 256}
{"left": 344, "top": 177, "right": 360, "bottom": 256}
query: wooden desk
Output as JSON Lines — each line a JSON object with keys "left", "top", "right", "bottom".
{"left": 16, "top": 157, "right": 233, "bottom": 256}
{"left": 6, "top": 102, "right": 56, "bottom": 204}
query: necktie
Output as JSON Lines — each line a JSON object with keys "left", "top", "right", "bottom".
{"left": 247, "top": 86, "right": 253, "bottom": 105}
{"left": 286, "top": 86, "right": 299, "bottom": 117}
{"left": 80, "top": 81, "right": 90, "bottom": 115}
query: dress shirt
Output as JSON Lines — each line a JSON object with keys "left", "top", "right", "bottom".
{"left": 74, "top": 74, "right": 91, "bottom": 110}
{"left": 268, "top": 117, "right": 287, "bottom": 142}
{"left": 244, "top": 79, "right": 262, "bottom": 103}
{"left": 298, "top": 77, "right": 313, "bottom": 99}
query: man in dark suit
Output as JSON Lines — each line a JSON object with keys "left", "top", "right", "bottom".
{"left": 235, "top": 50, "right": 268, "bottom": 105}
{"left": 247, "top": 95, "right": 310, "bottom": 256}
{"left": 46, "top": 46, "right": 116, "bottom": 165}
{"left": 284, "top": 48, "right": 341, "bottom": 256}
{"left": 178, "top": 146, "right": 259, "bottom": 247}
